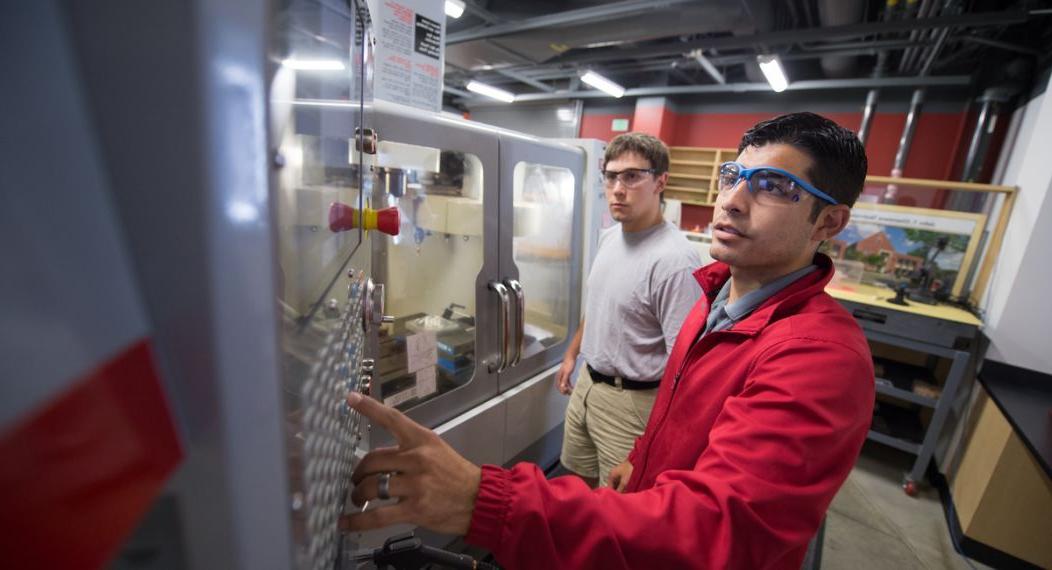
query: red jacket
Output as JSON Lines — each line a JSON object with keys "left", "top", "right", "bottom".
{"left": 466, "top": 254, "right": 874, "bottom": 569}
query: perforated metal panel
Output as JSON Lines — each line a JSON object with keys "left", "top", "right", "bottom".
{"left": 283, "top": 270, "right": 371, "bottom": 569}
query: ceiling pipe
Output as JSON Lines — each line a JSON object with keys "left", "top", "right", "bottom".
{"left": 817, "top": 0, "right": 867, "bottom": 78}
{"left": 858, "top": 89, "right": 879, "bottom": 146}
{"left": 446, "top": 0, "right": 698, "bottom": 44}
{"left": 906, "top": 0, "right": 956, "bottom": 74}
{"left": 451, "top": 75, "right": 970, "bottom": 104}
{"left": 459, "top": 0, "right": 503, "bottom": 24}
{"left": 549, "top": 11, "right": 1027, "bottom": 66}
{"left": 494, "top": 68, "right": 555, "bottom": 92}
{"left": 467, "top": 41, "right": 932, "bottom": 86}
{"left": 957, "top": 35, "right": 1042, "bottom": 56}
{"left": 690, "top": 49, "right": 726, "bottom": 84}
{"left": 917, "top": 26, "right": 950, "bottom": 76}
{"left": 884, "top": 88, "right": 925, "bottom": 203}
{"left": 961, "top": 98, "right": 996, "bottom": 181}
{"left": 898, "top": 0, "right": 935, "bottom": 74}
{"left": 948, "top": 87, "right": 1014, "bottom": 211}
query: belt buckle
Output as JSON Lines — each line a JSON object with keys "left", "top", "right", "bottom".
{"left": 614, "top": 376, "right": 623, "bottom": 390}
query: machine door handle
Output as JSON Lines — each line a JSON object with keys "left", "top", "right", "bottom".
{"left": 505, "top": 279, "right": 525, "bottom": 367}
{"left": 488, "top": 281, "right": 511, "bottom": 372}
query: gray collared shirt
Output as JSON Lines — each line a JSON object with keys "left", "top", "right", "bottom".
{"left": 702, "top": 264, "right": 818, "bottom": 338}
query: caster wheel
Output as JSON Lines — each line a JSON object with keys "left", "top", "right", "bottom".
{"left": 902, "top": 480, "right": 918, "bottom": 496}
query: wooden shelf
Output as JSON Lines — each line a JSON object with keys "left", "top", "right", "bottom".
{"left": 666, "top": 147, "right": 733, "bottom": 211}
{"left": 668, "top": 172, "right": 712, "bottom": 181}
{"left": 665, "top": 184, "right": 706, "bottom": 193}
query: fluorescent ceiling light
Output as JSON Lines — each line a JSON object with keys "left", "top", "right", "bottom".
{"left": 756, "top": 55, "right": 789, "bottom": 93}
{"left": 445, "top": 0, "right": 466, "bottom": 18}
{"left": 580, "top": 70, "right": 626, "bottom": 98}
{"left": 281, "top": 58, "right": 346, "bottom": 71}
{"left": 557, "top": 108, "right": 575, "bottom": 122}
{"left": 466, "top": 80, "right": 515, "bottom": 103}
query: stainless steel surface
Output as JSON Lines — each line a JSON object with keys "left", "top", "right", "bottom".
{"left": 364, "top": 278, "right": 376, "bottom": 328}
{"left": 497, "top": 133, "right": 585, "bottom": 392}
{"left": 54, "top": 0, "right": 300, "bottom": 565}
{"left": 506, "top": 279, "right": 525, "bottom": 367}
{"left": 0, "top": 0, "right": 152, "bottom": 426}
{"left": 489, "top": 281, "right": 512, "bottom": 372}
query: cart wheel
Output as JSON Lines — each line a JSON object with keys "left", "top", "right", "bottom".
{"left": 902, "top": 479, "right": 918, "bottom": 497}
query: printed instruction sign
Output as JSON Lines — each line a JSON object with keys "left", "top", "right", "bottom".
{"left": 405, "top": 331, "right": 438, "bottom": 374}
{"left": 382, "top": 366, "right": 437, "bottom": 407}
{"left": 415, "top": 366, "right": 437, "bottom": 398}
{"left": 371, "top": 0, "right": 445, "bottom": 112}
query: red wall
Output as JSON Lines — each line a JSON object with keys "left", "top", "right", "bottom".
{"left": 667, "top": 110, "right": 969, "bottom": 181}
{"left": 579, "top": 113, "right": 632, "bottom": 141}
{"left": 579, "top": 106, "right": 1005, "bottom": 225}
{"left": 582, "top": 109, "right": 972, "bottom": 181}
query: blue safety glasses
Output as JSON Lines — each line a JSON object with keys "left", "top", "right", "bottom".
{"left": 717, "top": 161, "right": 839, "bottom": 205}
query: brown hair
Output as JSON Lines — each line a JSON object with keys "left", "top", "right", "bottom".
{"left": 604, "top": 132, "right": 670, "bottom": 174}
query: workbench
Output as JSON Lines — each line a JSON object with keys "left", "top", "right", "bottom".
{"left": 827, "top": 282, "right": 983, "bottom": 495}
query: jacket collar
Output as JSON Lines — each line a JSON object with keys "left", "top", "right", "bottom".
{"left": 692, "top": 253, "right": 836, "bottom": 336}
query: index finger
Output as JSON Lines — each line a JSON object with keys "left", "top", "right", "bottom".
{"left": 347, "top": 392, "right": 427, "bottom": 446}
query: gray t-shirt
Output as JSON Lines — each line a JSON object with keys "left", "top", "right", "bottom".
{"left": 580, "top": 221, "right": 702, "bottom": 382}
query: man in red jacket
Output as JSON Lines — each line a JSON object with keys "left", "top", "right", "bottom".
{"left": 343, "top": 112, "right": 875, "bottom": 569}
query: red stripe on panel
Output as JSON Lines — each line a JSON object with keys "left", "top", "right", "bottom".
{"left": 0, "top": 339, "right": 183, "bottom": 569}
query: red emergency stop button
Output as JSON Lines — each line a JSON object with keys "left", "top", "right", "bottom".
{"left": 328, "top": 202, "right": 400, "bottom": 236}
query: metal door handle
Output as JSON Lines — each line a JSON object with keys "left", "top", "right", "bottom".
{"left": 505, "top": 279, "right": 524, "bottom": 367}
{"left": 488, "top": 281, "right": 511, "bottom": 372}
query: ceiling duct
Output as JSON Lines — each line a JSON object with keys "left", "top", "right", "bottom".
{"left": 817, "top": 0, "right": 867, "bottom": 78}
{"left": 444, "top": 0, "right": 748, "bottom": 72}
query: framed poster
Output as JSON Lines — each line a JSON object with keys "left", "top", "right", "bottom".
{"left": 821, "top": 203, "right": 986, "bottom": 298}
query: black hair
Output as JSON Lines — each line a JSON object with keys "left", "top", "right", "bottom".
{"left": 738, "top": 112, "right": 868, "bottom": 219}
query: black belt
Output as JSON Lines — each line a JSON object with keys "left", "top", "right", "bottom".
{"left": 586, "top": 365, "right": 658, "bottom": 391}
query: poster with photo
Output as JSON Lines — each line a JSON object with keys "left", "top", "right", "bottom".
{"left": 820, "top": 203, "right": 986, "bottom": 298}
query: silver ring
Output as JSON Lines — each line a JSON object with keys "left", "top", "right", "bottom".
{"left": 377, "top": 472, "right": 392, "bottom": 500}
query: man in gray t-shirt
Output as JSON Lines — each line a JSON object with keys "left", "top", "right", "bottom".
{"left": 556, "top": 133, "right": 701, "bottom": 488}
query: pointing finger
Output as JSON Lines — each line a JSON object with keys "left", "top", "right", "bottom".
{"left": 347, "top": 392, "right": 427, "bottom": 446}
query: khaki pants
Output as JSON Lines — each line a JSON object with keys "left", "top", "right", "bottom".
{"left": 560, "top": 366, "right": 659, "bottom": 487}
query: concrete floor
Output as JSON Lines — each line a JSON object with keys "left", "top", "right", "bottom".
{"left": 822, "top": 442, "right": 990, "bottom": 570}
